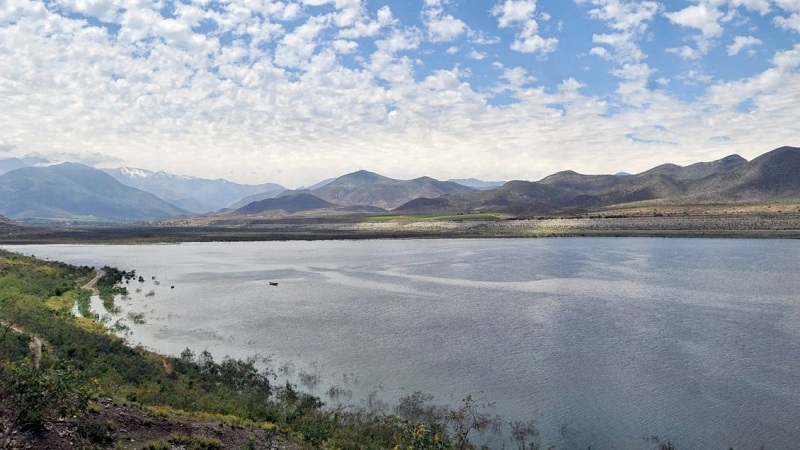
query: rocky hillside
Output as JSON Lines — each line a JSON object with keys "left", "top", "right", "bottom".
{"left": 396, "top": 146, "right": 800, "bottom": 215}
{"left": 233, "top": 192, "right": 337, "bottom": 214}
{"left": 309, "top": 170, "right": 476, "bottom": 209}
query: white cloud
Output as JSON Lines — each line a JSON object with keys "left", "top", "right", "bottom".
{"left": 589, "top": 46, "right": 610, "bottom": 58}
{"left": 665, "top": 3, "right": 725, "bottom": 37}
{"left": 593, "top": 32, "right": 644, "bottom": 62}
{"left": 666, "top": 45, "right": 704, "bottom": 60}
{"left": 582, "top": 0, "right": 661, "bottom": 33}
{"left": 774, "top": 13, "right": 800, "bottom": 32}
{"left": 773, "top": 0, "right": 800, "bottom": 13}
{"left": 331, "top": 39, "right": 358, "bottom": 54}
{"left": 491, "top": 0, "right": 558, "bottom": 56}
{"left": 502, "top": 67, "right": 534, "bottom": 88}
{"left": 1, "top": 0, "right": 799, "bottom": 186}
{"left": 274, "top": 15, "right": 328, "bottom": 68}
{"left": 338, "top": 5, "right": 393, "bottom": 38}
{"left": 467, "top": 49, "right": 486, "bottom": 60}
{"left": 54, "top": 0, "right": 124, "bottom": 23}
{"left": 727, "top": 35, "right": 762, "bottom": 55}
{"left": 422, "top": 1, "right": 467, "bottom": 42}
{"left": 679, "top": 69, "right": 715, "bottom": 85}
{"left": 581, "top": 0, "right": 659, "bottom": 71}
{"left": 468, "top": 30, "right": 502, "bottom": 45}
{"left": 730, "top": 0, "right": 772, "bottom": 14}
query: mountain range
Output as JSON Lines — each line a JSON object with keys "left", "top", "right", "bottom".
{"left": 0, "top": 163, "right": 187, "bottom": 223}
{"left": 0, "top": 146, "right": 798, "bottom": 223}
{"left": 101, "top": 167, "right": 286, "bottom": 213}
{"left": 395, "top": 146, "right": 798, "bottom": 215}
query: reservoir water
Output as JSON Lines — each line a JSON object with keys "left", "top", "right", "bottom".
{"left": 5, "top": 238, "right": 800, "bottom": 449}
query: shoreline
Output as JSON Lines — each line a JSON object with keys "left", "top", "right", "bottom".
{"left": 3, "top": 214, "right": 800, "bottom": 243}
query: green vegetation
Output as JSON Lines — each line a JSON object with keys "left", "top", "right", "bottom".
{"left": 0, "top": 248, "right": 548, "bottom": 448}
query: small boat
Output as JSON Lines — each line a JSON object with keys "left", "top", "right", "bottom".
{"left": 269, "top": 282, "right": 278, "bottom": 286}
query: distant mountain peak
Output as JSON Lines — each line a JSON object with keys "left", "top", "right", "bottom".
{"left": 118, "top": 166, "right": 155, "bottom": 179}
{"left": 334, "top": 170, "right": 393, "bottom": 184}
{"left": 116, "top": 166, "right": 196, "bottom": 181}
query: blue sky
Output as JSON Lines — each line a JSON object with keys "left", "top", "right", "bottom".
{"left": 1, "top": 0, "right": 798, "bottom": 187}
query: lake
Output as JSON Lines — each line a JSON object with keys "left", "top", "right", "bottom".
{"left": 5, "top": 238, "right": 800, "bottom": 449}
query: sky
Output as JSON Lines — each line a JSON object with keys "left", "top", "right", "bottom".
{"left": 1, "top": 0, "right": 799, "bottom": 187}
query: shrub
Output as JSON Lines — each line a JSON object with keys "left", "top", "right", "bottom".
{"left": 167, "top": 432, "right": 224, "bottom": 450}
{"left": 77, "top": 418, "right": 115, "bottom": 444}
{"left": 0, "top": 360, "right": 92, "bottom": 428}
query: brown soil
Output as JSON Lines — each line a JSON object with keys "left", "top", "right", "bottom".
{"left": 82, "top": 269, "right": 105, "bottom": 295}
{"left": 1, "top": 398, "right": 305, "bottom": 449}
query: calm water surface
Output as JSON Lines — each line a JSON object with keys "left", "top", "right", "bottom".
{"left": 6, "top": 238, "right": 800, "bottom": 449}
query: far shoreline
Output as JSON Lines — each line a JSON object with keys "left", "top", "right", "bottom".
{"left": 3, "top": 213, "right": 800, "bottom": 244}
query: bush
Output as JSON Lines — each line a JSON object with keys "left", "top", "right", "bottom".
{"left": 0, "top": 360, "right": 92, "bottom": 428}
{"left": 141, "top": 440, "right": 171, "bottom": 450}
{"left": 167, "top": 432, "right": 224, "bottom": 450}
{"left": 77, "top": 418, "right": 115, "bottom": 444}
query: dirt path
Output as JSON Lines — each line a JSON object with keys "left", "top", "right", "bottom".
{"left": 82, "top": 269, "right": 105, "bottom": 295}
{"left": 3, "top": 322, "right": 46, "bottom": 369}
{"left": 0, "top": 270, "right": 102, "bottom": 369}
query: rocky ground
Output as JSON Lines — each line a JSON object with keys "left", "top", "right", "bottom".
{"left": 1, "top": 398, "right": 304, "bottom": 449}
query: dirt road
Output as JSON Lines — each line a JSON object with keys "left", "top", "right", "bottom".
{"left": 82, "top": 269, "right": 105, "bottom": 295}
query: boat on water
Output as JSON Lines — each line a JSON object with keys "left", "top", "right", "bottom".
{"left": 269, "top": 282, "right": 278, "bottom": 286}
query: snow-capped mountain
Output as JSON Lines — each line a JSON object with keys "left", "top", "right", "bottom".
{"left": 102, "top": 167, "right": 286, "bottom": 213}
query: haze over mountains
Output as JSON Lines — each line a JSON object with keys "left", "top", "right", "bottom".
{"left": 0, "top": 146, "right": 798, "bottom": 224}
{"left": 101, "top": 167, "right": 286, "bottom": 213}
{"left": 0, "top": 163, "right": 186, "bottom": 223}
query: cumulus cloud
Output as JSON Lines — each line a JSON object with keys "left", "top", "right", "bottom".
{"left": 582, "top": 0, "right": 660, "bottom": 33}
{"left": 666, "top": 45, "right": 704, "bottom": 60}
{"left": 422, "top": 0, "right": 467, "bottom": 42}
{"left": 665, "top": 3, "right": 725, "bottom": 37}
{"left": 338, "top": 4, "right": 394, "bottom": 38}
{"left": 773, "top": 0, "right": 800, "bottom": 13}
{"left": 467, "top": 49, "right": 486, "bottom": 60}
{"left": 580, "top": 0, "right": 660, "bottom": 72}
{"left": 491, "top": 0, "right": 558, "bottom": 56}
{"left": 727, "top": 35, "right": 762, "bottom": 55}
{"left": 774, "top": 13, "right": 800, "bottom": 32}
{"left": 274, "top": 15, "right": 328, "bottom": 68}
{"left": 0, "top": 0, "right": 798, "bottom": 185}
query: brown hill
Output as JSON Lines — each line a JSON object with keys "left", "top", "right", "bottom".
{"left": 233, "top": 193, "right": 336, "bottom": 214}
{"left": 688, "top": 146, "right": 800, "bottom": 201}
{"left": 538, "top": 171, "right": 622, "bottom": 194}
{"left": 395, "top": 180, "right": 563, "bottom": 214}
{"left": 394, "top": 146, "right": 800, "bottom": 215}
{"left": 641, "top": 154, "right": 746, "bottom": 180}
{"left": 312, "top": 170, "right": 475, "bottom": 209}
{"left": 598, "top": 173, "right": 688, "bottom": 205}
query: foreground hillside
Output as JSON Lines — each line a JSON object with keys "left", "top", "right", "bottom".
{"left": 0, "top": 250, "right": 547, "bottom": 449}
